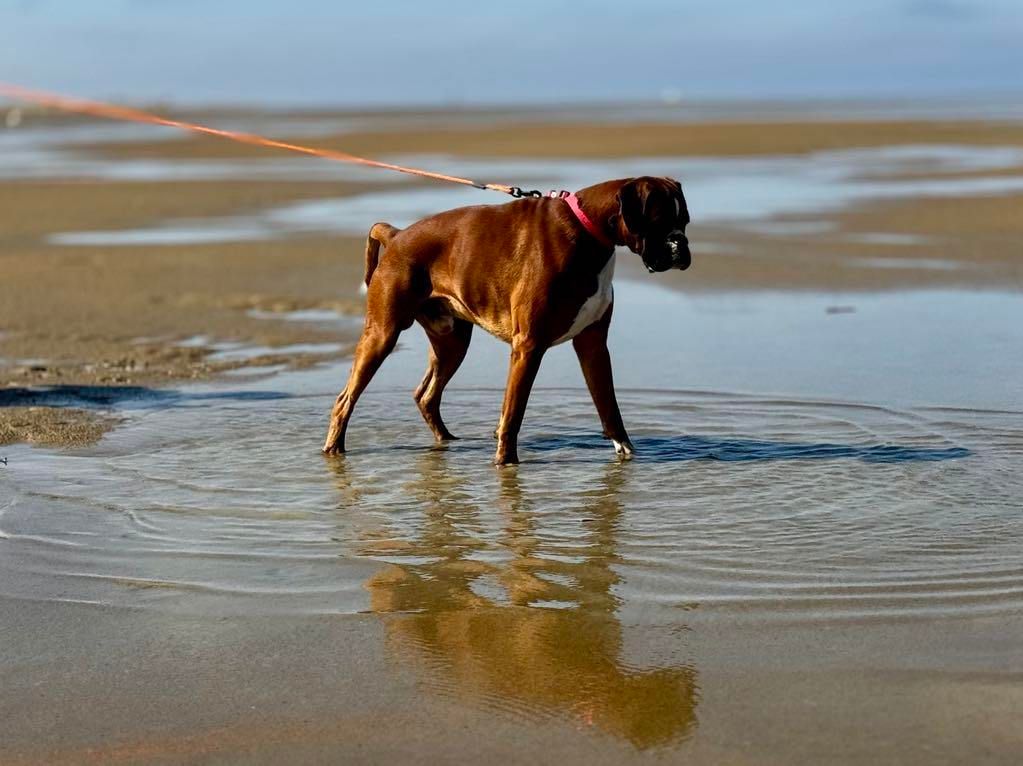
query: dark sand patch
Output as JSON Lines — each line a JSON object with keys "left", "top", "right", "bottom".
{"left": 0, "top": 406, "right": 119, "bottom": 447}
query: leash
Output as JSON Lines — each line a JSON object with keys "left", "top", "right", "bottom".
{"left": 0, "top": 82, "right": 548, "bottom": 198}
{"left": 0, "top": 83, "right": 617, "bottom": 244}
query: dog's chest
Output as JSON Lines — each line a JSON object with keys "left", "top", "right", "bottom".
{"left": 554, "top": 254, "right": 616, "bottom": 345}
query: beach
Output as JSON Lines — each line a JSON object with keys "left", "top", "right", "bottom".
{"left": 2, "top": 104, "right": 1022, "bottom": 764}
{"left": 3, "top": 108, "right": 1023, "bottom": 444}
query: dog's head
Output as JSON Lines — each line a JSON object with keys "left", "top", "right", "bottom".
{"left": 613, "top": 176, "right": 691, "bottom": 273}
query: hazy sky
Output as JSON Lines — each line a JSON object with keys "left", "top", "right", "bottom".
{"left": 1, "top": 0, "right": 1021, "bottom": 106}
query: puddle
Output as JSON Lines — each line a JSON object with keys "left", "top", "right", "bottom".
{"left": 847, "top": 232, "right": 931, "bottom": 246}
{"left": 45, "top": 145, "right": 1023, "bottom": 246}
{"left": 206, "top": 341, "right": 344, "bottom": 362}
{"left": 176, "top": 334, "right": 213, "bottom": 348}
{"left": 221, "top": 364, "right": 291, "bottom": 377}
{"left": 854, "top": 256, "right": 963, "bottom": 271}
{"left": 2, "top": 282, "right": 1021, "bottom": 626}
{"left": 174, "top": 335, "right": 343, "bottom": 361}
{"left": 246, "top": 308, "right": 360, "bottom": 324}
{"left": 737, "top": 220, "right": 837, "bottom": 236}
{"left": 0, "top": 151, "right": 405, "bottom": 184}
{"left": 0, "top": 112, "right": 437, "bottom": 181}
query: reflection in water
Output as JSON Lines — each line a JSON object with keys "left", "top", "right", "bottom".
{"left": 330, "top": 451, "right": 699, "bottom": 750}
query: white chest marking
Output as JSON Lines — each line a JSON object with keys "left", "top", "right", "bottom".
{"left": 554, "top": 253, "right": 616, "bottom": 345}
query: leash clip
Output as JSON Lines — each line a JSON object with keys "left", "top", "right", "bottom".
{"left": 509, "top": 186, "right": 542, "bottom": 199}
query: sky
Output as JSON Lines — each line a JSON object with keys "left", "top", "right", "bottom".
{"left": 1, "top": 0, "right": 1022, "bottom": 106}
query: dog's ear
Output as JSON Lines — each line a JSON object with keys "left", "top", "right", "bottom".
{"left": 615, "top": 179, "right": 651, "bottom": 253}
{"left": 661, "top": 175, "right": 682, "bottom": 193}
{"left": 617, "top": 179, "right": 648, "bottom": 235}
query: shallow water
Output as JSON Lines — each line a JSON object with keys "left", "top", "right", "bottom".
{"left": 3, "top": 280, "right": 1022, "bottom": 755}
{"left": 2, "top": 282, "right": 1021, "bottom": 630}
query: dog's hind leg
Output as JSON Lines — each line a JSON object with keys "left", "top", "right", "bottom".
{"left": 323, "top": 269, "right": 418, "bottom": 455}
{"left": 414, "top": 312, "right": 473, "bottom": 442}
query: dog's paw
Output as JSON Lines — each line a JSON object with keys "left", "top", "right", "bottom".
{"left": 612, "top": 439, "right": 635, "bottom": 458}
{"left": 493, "top": 451, "right": 519, "bottom": 467}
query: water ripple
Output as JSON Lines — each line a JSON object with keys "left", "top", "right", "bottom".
{"left": 2, "top": 386, "right": 1019, "bottom": 625}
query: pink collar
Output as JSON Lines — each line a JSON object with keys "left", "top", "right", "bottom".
{"left": 550, "top": 190, "right": 614, "bottom": 249}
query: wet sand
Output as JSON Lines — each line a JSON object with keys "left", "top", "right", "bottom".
{"left": 2, "top": 599, "right": 1020, "bottom": 765}
{"left": 0, "top": 232, "right": 369, "bottom": 445}
{"left": 2, "top": 105, "right": 1023, "bottom": 763}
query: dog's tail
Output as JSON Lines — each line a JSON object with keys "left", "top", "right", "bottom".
{"left": 363, "top": 222, "right": 400, "bottom": 291}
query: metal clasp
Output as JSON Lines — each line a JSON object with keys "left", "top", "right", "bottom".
{"left": 509, "top": 186, "right": 542, "bottom": 199}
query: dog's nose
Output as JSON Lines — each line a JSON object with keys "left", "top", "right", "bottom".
{"left": 667, "top": 231, "right": 690, "bottom": 268}
{"left": 667, "top": 232, "right": 688, "bottom": 254}
{"left": 669, "top": 235, "right": 691, "bottom": 270}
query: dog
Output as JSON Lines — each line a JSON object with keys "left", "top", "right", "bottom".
{"left": 322, "top": 176, "right": 691, "bottom": 465}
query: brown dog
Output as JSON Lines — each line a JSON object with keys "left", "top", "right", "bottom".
{"left": 322, "top": 176, "right": 691, "bottom": 465}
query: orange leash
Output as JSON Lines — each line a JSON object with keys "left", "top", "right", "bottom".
{"left": 0, "top": 82, "right": 536, "bottom": 196}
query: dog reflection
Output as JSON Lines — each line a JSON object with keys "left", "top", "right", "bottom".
{"left": 333, "top": 451, "right": 699, "bottom": 749}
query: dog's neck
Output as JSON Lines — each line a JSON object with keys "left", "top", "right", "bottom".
{"left": 574, "top": 179, "right": 632, "bottom": 250}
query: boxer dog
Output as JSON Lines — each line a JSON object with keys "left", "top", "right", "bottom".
{"left": 322, "top": 176, "right": 691, "bottom": 465}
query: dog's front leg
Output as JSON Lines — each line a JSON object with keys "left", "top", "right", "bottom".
{"left": 572, "top": 307, "right": 634, "bottom": 458}
{"left": 494, "top": 335, "right": 547, "bottom": 466}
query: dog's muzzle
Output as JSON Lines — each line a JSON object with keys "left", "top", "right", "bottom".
{"left": 667, "top": 231, "right": 691, "bottom": 270}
